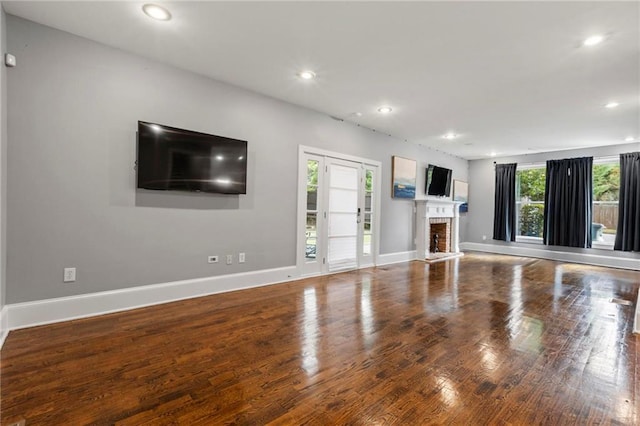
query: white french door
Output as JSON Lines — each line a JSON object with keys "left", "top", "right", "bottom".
{"left": 297, "top": 147, "right": 380, "bottom": 276}
{"left": 326, "top": 159, "right": 360, "bottom": 272}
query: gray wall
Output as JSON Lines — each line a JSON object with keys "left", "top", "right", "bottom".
{"left": 467, "top": 142, "right": 640, "bottom": 258}
{"left": 6, "top": 16, "right": 467, "bottom": 303}
{"left": 0, "top": 8, "right": 6, "bottom": 311}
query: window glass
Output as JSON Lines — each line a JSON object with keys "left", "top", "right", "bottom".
{"left": 592, "top": 162, "right": 619, "bottom": 244}
{"left": 516, "top": 168, "right": 545, "bottom": 238}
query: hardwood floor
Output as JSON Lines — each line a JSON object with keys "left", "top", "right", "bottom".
{"left": 1, "top": 252, "right": 639, "bottom": 425}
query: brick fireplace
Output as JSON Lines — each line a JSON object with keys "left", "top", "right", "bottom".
{"left": 415, "top": 200, "right": 463, "bottom": 262}
{"left": 429, "top": 219, "right": 451, "bottom": 253}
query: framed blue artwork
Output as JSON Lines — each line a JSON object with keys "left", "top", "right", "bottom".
{"left": 392, "top": 156, "right": 417, "bottom": 199}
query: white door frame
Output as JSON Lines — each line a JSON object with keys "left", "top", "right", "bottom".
{"left": 296, "top": 145, "right": 382, "bottom": 277}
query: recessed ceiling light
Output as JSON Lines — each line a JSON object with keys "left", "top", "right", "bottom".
{"left": 443, "top": 132, "right": 458, "bottom": 140}
{"left": 625, "top": 136, "right": 636, "bottom": 142}
{"left": 377, "top": 106, "right": 393, "bottom": 114}
{"left": 605, "top": 102, "right": 619, "bottom": 109}
{"left": 297, "top": 70, "right": 316, "bottom": 80}
{"left": 490, "top": 152, "right": 497, "bottom": 157}
{"left": 583, "top": 35, "right": 604, "bottom": 47}
{"left": 354, "top": 112, "right": 363, "bottom": 117}
{"left": 142, "top": 4, "right": 172, "bottom": 21}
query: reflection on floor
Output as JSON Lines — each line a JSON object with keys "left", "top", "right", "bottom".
{"left": 1, "top": 252, "right": 639, "bottom": 424}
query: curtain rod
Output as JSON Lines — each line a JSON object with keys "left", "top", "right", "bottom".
{"left": 493, "top": 155, "right": 619, "bottom": 168}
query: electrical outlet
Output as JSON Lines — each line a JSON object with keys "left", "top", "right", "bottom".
{"left": 226, "top": 255, "right": 233, "bottom": 265}
{"left": 208, "top": 255, "right": 219, "bottom": 263}
{"left": 63, "top": 267, "right": 76, "bottom": 282}
{"left": 239, "top": 252, "right": 245, "bottom": 263}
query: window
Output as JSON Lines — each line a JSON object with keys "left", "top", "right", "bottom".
{"left": 514, "top": 158, "right": 620, "bottom": 246}
{"left": 516, "top": 166, "right": 546, "bottom": 239}
{"left": 592, "top": 159, "right": 620, "bottom": 246}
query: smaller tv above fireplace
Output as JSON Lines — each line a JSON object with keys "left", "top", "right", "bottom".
{"left": 425, "top": 164, "right": 452, "bottom": 197}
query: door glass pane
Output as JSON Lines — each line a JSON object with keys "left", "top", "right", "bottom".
{"left": 306, "top": 213, "right": 317, "bottom": 259}
{"left": 363, "top": 237, "right": 371, "bottom": 256}
{"left": 363, "top": 213, "right": 372, "bottom": 255}
{"left": 305, "top": 160, "right": 319, "bottom": 262}
{"left": 363, "top": 168, "right": 374, "bottom": 257}
{"left": 365, "top": 193, "right": 372, "bottom": 212}
{"left": 307, "top": 187, "right": 317, "bottom": 211}
{"left": 365, "top": 170, "right": 373, "bottom": 192}
{"left": 307, "top": 160, "right": 319, "bottom": 211}
{"left": 307, "top": 160, "right": 319, "bottom": 185}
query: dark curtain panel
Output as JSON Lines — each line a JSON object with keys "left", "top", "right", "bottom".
{"left": 614, "top": 152, "right": 640, "bottom": 251}
{"left": 493, "top": 163, "right": 517, "bottom": 241}
{"left": 543, "top": 157, "right": 593, "bottom": 248}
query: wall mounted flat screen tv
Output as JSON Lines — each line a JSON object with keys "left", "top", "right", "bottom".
{"left": 425, "top": 164, "right": 452, "bottom": 196}
{"left": 137, "top": 121, "right": 247, "bottom": 194}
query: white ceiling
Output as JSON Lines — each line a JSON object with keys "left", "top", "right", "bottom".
{"left": 4, "top": 1, "right": 639, "bottom": 160}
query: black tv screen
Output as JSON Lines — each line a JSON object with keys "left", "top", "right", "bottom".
{"left": 425, "top": 164, "right": 452, "bottom": 196}
{"left": 137, "top": 121, "right": 247, "bottom": 194}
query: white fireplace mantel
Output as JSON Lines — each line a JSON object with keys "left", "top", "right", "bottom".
{"left": 415, "top": 199, "right": 463, "bottom": 261}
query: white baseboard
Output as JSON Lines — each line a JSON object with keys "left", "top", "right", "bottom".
{"left": 4, "top": 249, "right": 637, "bottom": 336}
{"left": 0, "top": 305, "right": 8, "bottom": 350}
{"left": 460, "top": 242, "right": 640, "bottom": 271}
{"left": 4, "top": 249, "right": 422, "bottom": 333}
{"left": 7, "top": 266, "right": 298, "bottom": 331}
{"left": 377, "top": 250, "right": 417, "bottom": 266}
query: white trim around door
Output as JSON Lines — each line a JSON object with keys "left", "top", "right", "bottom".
{"left": 297, "top": 145, "right": 382, "bottom": 277}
